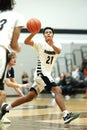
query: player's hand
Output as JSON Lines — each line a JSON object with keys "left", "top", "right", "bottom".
{"left": 47, "top": 38, "right": 54, "bottom": 46}
{"left": 21, "top": 83, "right": 30, "bottom": 88}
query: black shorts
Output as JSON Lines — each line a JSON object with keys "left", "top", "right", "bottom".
{"left": 41, "top": 74, "right": 57, "bottom": 91}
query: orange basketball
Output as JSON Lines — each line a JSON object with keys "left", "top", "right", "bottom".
{"left": 26, "top": 18, "right": 41, "bottom": 33}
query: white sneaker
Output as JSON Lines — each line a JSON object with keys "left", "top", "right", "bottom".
{"left": 1, "top": 117, "right": 11, "bottom": 123}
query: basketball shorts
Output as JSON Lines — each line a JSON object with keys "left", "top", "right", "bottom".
{"left": 0, "top": 47, "right": 8, "bottom": 90}
{"left": 30, "top": 73, "right": 57, "bottom": 94}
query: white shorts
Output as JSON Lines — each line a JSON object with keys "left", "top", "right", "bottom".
{"left": 30, "top": 73, "right": 57, "bottom": 94}
{"left": 0, "top": 47, "right": 7, "bottom": 79}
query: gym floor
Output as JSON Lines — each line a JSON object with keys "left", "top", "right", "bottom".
{"left": 0, "top": 93, "right": 87, "bottom": 130}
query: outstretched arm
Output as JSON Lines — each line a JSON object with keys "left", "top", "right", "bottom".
{"left": 4, "top": 78, "right": 30, "bottom": 96}
{"left": 4, "top": 78, "right": 30, "bottom": 89}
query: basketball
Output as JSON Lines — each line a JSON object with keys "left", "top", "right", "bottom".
{"left": 26, "top": 18, "right": 41, "bottom": 33}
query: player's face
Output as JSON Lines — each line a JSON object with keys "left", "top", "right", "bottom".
{"left": 44, "top": 29, "right": 54, "bottom": 41}
{"left": 9, "top": 56, "right": 16, "bottom": 66}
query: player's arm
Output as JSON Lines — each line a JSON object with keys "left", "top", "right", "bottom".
{"left": 4, "top": 78, "right": 30, "bottom": 89}
{"left": 51, "top": 44, "right": 61, "bottom": 54}
{"left": 4, "top": 78, "right": 21, "bottom": 88}
{"left": 24, "top": 33, "right": 36, "bottom": 46}
{"left": 5, "top": 78, "right": 24, "bottom": 96}
{"left": 14, "top": 88, "right": 24, "bottom": 97}
{"left": 10, "top": 26, "right": 23, "bottom": 52}
{"left": 48, "top": 38, "right": 61, "bottom": 54}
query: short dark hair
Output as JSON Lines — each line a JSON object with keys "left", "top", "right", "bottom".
{"left": 0, "top": 0, "right": 15, "bottom": 11}
{"left": 43, "top": 27, "right": 54, "bottom": 35}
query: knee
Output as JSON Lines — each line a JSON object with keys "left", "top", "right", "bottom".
{"left": 51, "top": 87, "right": 62, "bottom": 94}
{"left": 0, "top": 90, "right": 6, "bottom": 103}
{"left": 0, "top": 90, "right": 6, "bottom": 99}
{"left": 24, "top": 90, "right": 37, "bottom": 102}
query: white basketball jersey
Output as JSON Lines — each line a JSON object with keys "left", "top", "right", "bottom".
{"left": 0, "top": 10, "right": 25, "bottom": 51}
{"left": 33, "top": 41, "right": 62, "bottom": 76}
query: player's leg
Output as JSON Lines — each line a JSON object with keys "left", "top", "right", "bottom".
{"left": 51, "top": 86, "right": 67, "bottom": 111}
{"left": 9, "top": 79, "right": 45, "bottom": 108}
{"left": 51, "top": 86, "right": 80, "bottom": 124}
{"left": 0, "top": 90, "right": 6, "bottom": 108}
{"left": 0, "top": 76, "right": 45, "bottom": 120}
{"left": 0, "top": 90, "right": 11, "bottom": 123}
{"left": 11, "top": 89, "right": 37, "bottom": 108}
{"left": 0, "top": 48, "right": 11, "bottom": 123}
{"left": 0, "top": 89, "right": 37, "bottom": 120}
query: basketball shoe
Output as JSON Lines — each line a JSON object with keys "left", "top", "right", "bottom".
{"left": 64, "top": 112, "right": 80, "bottom": 124}
{"left": 0, "top": 103, "right": 9, "bottom": 120}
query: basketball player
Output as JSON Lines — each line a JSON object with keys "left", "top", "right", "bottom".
{"left": 0, "top": 0, "right": 25, "bottom": 123}
{"left": 0, "top": 27, "right": 80, "bottom": 124}
{"left": 4, "top": 52, "right": 30, "bottom": 97}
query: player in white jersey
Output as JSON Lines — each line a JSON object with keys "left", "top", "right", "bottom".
{"left": 0, "top": 0, "right": 25, "bottom": 123}
{"left": 0, "top": 27, "right": 80, "bottom": 124}
{"left": 0, "top": 0, "right": 25, "bottom": 88}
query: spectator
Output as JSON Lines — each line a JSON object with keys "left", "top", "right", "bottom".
{"left": 72, "top": 65, "right": 80, "bottom": 80}
{"left": 72, "top": 65, "right": 86, "bottom": 88}
{"left": 58, "top": 72, "right": 66, "bottom": 86}
{"left": 21, "top": 71, "right": 30, "bottom": 94}
{"left": 64, "top": 72, "right": 74, "bottom": 95}
{"left": 57, "top": 72, "right": 73, "bottom": 96}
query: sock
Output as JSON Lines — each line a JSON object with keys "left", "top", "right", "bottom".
{"left": 6, "top": 104, "right": 12, "bottom": 111}
{"left": 1, "top": 102, "right": 12, "bottom": 111}
{"left": 63, "top": 110, "right": 69, "bottom": 117}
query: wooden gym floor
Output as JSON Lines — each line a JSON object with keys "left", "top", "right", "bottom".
{"left": 0, "top": 93, "right": 87, "bottom": 130}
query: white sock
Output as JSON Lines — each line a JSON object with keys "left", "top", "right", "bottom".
{"left": 63, "top": 110, "right": 69, "bottom": 117}
{"left": 6, "top": 104, "right": 12, "bottom": 111}
{"left": 1, "top": 102, "right": 12, "bottom": 111}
